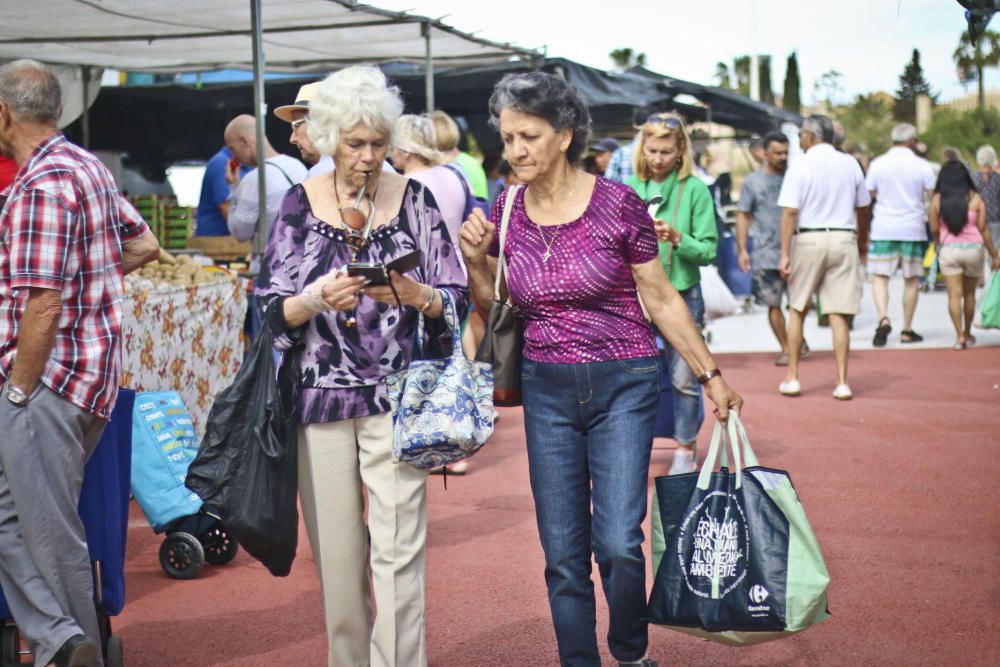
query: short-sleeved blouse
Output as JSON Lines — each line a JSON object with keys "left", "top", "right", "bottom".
{"left": 489, "top": 176, "right": 659, "bottom": 363}
{"left": 255, "top": 180, "right": 468, "bottom": 424}
{"left": 971, "top": 170, "right": 1000, "bottom": 224}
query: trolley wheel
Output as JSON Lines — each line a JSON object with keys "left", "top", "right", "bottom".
{"left": 1, "top": 624, "right": 20, "bottom": 667}
{"left": 105, "top": 635, "right": 123, "bottom": 667}
{"left": 199, "top": 522, "right": 239, "bottom": 566}
{"left": 159, "top": 532, "right": 204, "bottom": 580}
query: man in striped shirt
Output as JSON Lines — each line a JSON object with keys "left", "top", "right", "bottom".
{"left": 0, "top": 60, "right": 159, "bottom": 667}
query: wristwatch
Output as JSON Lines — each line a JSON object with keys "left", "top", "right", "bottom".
{"left": 3, "top": 383, "right": 29, "bottom": 407}
{"left": 696, "top": 368, "right": 722, "bottom": 385}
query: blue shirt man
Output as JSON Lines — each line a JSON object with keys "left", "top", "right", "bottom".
{"left": 196, "top": 146, "right": 247, "bottom": 236}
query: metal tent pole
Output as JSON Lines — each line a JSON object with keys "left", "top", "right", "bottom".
{"left": 251, "top": 0, "right": 268, "bottom": 259}
{"left": 422, "top": 21, "right": 434, "bottom": 111}
{"left": 81, "top": 67, "right": 91, "bottom": 147}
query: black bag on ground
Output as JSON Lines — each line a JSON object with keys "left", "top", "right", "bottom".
{"left": 185, "top": 321, "right": 299, "bottom": 577}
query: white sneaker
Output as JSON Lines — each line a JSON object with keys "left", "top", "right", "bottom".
{"left": 668, "top": 449, "right": 697, "bottom": 475}
{"left": 778, "top": 379, "right": 801, "bottom": 396}
{"left": 832, "top": 384, "right": 853, "bottom": 400}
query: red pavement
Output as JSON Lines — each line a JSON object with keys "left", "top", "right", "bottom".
{"left": 113, "top": 347, "right": 1000, "bottom": 666}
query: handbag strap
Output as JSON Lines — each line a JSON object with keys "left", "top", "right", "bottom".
{"left": 415, "top": 289, "right": 462, "bottom": 358}
{"left": 494, "top": 185, "right": 523, "bottom": 302}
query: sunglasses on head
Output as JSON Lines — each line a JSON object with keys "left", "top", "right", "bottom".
{"left": 646, "top": 114, "right": 683, "bottom": 129}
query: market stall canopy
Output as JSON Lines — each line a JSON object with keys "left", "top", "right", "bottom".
{"left": 0, "top": 0, "right": 541, "bottom": 71}
{"left": 628, "top": 66, "right": 802, "bottom": 133}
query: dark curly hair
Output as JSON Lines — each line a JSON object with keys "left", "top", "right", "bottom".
{"left": 488, "top": 72, "right": 592, "bottom": 164}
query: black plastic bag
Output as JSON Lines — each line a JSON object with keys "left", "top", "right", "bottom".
{"left": 185, "top": 323, "right": 299, "bottom": 577}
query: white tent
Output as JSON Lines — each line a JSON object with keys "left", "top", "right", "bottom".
{"left": 0, "top": 0, "right": 539, "bottom": 72}
{"left": 0, "top": 0, "right": 540, "bottom": 249}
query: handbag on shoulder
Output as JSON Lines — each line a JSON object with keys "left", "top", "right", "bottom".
{"left": 474, "top": 185, "right": 524, "bottom": 407}
{"left": 386, "top": 290, "right": 495, "bottom": 468}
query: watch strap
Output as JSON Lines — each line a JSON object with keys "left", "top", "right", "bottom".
{"left": 697, "top": 368, "right": 722, "bottom": 385}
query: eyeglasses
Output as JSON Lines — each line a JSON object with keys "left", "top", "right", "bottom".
{"left": 290, "top": 118, "right": 308, "bottom": 131}
{"left": 646, "top": 114, "right": 683, "bottom": 129}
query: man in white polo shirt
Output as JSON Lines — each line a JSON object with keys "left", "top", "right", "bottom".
{"left": 865, "top": 123, "right": 936, "bottom": 347}
{"left": 777, "top": 115, "right": 871, "bottom": 400}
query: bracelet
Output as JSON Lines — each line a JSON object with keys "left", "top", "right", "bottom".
{"left": 697, "top": 368, "right": 722, "bottom": 385}
{"left": 417, "top": 286, "right": 436, "bottom": 313}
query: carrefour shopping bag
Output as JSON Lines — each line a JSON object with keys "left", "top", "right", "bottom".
{"left": 647, "top": 413, "right": 830, "bottom": 646}
{"left": 980, "top": 272, "right": 1000, "bottom": 329}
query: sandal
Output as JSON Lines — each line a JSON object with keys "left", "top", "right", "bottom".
{"left": 872, "top": 318, "right": 891, "bottom": 347}
{"left": 900, "top": 330, "right": 923, "bottom": 343}
{"left": 954, "top": 340, "right": 967, "bottom": 351}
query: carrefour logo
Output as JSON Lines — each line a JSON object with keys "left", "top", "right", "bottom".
{"left": 749, "top": 584, "right": 770, "bottom": 605}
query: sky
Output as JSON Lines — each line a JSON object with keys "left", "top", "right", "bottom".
{"left": 374, "top": 0, "right": 978, "bottom": 104}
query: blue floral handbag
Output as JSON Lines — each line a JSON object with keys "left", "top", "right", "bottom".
{"left": 385, "top": 290, "right": 495, "bottom": 468}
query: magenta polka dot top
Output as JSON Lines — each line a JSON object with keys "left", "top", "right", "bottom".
{"left": 489, "top": 176, "right": 660, "bottom": 363}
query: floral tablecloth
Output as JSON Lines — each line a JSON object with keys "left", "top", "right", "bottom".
{"left": 121, "top": 277, "right": 247, "bottom": 436}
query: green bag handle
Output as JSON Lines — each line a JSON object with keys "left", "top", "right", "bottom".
{"left": 696, "top": 418, "right": 743, "bottom": 490}
{"left": 696, "top": 413, "right": 761, "bottom": 491}
{"left": 727, "top": 413, "right": 761, "bottom": 468}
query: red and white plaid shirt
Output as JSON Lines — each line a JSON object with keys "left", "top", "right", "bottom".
{"left": 0, "top": 133, "right": 149, "bottom": 418}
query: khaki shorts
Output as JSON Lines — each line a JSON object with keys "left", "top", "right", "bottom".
{"left": 938, "top": 244, "right": 985, "bottom": 279}
{"left": 788, "top": 230, "right": 862, "bottom": 315}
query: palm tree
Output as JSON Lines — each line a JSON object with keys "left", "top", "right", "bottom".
{"left": 714, "top": 62, "right": 732, "bottom": 89}
{"left": 609, "top": 48, "right": 647, "bottom": 72}
{"left": 954, "top": 28, "right": 1000, "bottom": 111}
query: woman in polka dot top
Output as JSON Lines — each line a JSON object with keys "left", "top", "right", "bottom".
{"left": 460, "top": 72, "right": 743, "bottom": 667}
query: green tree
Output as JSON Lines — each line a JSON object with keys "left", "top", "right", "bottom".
{"left": 894, "top": 48, "right": 935, "bottom": 122}
{"left": 609, "top": 48, "right": 647, "bottom": 72}
{"left": 758, "top": 55, "right": 775, "bottom": 105}
{"left": 954, "top": 29, "right": 1000, "bottom": 112}
{"left": 813, "top": 69, "right": 844, "bottom": 108}
{"left": 733, "top": 55, "right": 751, "bottom": 97}
{"left": 783, "top": 52, "right": 801, "bottom": 113}
{"left": 922, "top": 108, "right": 1000, "bottom": 161}
{"left": 714, "top": 61, "right": 733, "bottom": 89}
{"left": 835, "top": 93, "right": 896, "bottom": 157}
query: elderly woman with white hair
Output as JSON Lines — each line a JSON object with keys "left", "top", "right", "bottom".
{"left": 255, "top": 66, "right": 467, "bottom": 667}
{"left": 971, "top": 144, "right": 1000, "bottom": 252}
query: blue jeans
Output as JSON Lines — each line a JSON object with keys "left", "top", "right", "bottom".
{"left": 663, "top": 283, "right": 705, "bottom": 446}
{"left": 522, "top": 357, "right": 659, "bottom": 666}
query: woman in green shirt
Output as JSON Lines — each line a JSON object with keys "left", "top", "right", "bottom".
{"left": 626, "top": 113, "right": 718, "bottom": 474}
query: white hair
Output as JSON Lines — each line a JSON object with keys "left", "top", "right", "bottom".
{"left": 307, "top": 66, "right": 403, "bottom": 156}
{"left": 976, "top": 144, "right": 997, "bottom": 167}
{"left": 394, "top": 114, "right": 443, "bottom": 165}
{"left": 0, "top": 59, "right": 61, "bottom": 124}
{"left": 890, "top": 123, "right": 917, "bottom": 144}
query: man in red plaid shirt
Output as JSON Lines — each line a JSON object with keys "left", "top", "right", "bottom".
{"left": 0, "top": 60, "right": 159, "bottom": 667}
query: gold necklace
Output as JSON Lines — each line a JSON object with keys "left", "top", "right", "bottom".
{"left": 530, "top": 172, "right": 578, "bottom": 263}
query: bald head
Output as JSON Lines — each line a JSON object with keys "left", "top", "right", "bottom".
{"left": 0, "top": 59, "right": 62, "bottom": 125}
{"left": 224, "top": 114, "right": 256, "bottom": 143}
{"left": 224, "top": 113, "right": 270, "bottom": 167}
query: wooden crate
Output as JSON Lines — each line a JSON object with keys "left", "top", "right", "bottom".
{"left": 185, "top": 235, "right": 251, "bottom": 262}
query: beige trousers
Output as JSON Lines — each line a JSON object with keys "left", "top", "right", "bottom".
{"left": 299, "top": 413, "right": 429, "bottom": 667}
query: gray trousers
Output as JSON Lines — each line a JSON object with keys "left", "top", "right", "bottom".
{"left": 0, "top": 384, "right": 107, "bottom": 667}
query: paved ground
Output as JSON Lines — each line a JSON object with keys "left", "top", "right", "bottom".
{"left": 709, "top": 277, "right": 1000, "bottom": 356}
{"left": 107, "top": 341, "right": 1000, "bottom": 666}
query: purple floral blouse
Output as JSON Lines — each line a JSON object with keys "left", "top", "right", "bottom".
{"left": 256, "top": 180, "right": 468, "bottom": 424}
